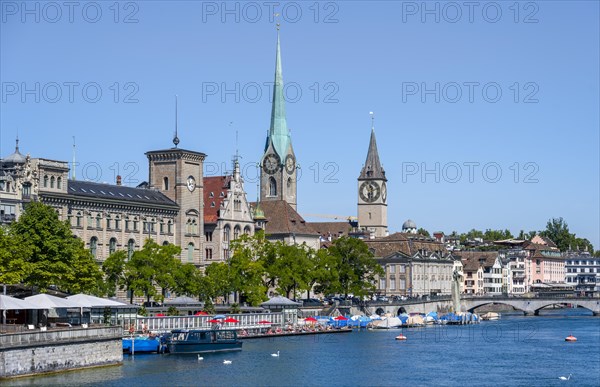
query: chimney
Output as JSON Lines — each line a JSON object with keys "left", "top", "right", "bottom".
{"left": 116, "top": 175, "right": 122, "bottom": 186}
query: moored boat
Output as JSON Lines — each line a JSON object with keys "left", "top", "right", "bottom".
{"left": 481, "top": 312, "right": 500, "bottom": 321}
{"left": 167, "top": 329, "right": 242, "bottom": 354}
{"left": 122, "top": 336, "right": 161, "bottom": 354}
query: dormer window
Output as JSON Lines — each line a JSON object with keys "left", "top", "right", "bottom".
{"left": 209, "top": 192, "right": 214, "bottom": 198}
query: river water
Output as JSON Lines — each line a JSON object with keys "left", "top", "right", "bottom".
{"left": 6, "top": 309, "right": 600, "bottom": 386}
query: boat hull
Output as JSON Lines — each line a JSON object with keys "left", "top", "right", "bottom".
{"left": 167, "top": 329, "right": 243, "bottom": 354}
{"left": 167, "top": 342, "right": 242, "bottom": 354}
{"left": 123, "top": 337, "right": 161, "bottom": 354}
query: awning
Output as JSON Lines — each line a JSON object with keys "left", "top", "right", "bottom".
{"left": 1, "top": 294, "right": 46, "bottom": 310}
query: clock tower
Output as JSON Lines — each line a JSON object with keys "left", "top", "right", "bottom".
{"left": 357, "top": 117, "right": 388, "bottom": 238}
{"left": 260, "top": 32, "right": 297, "bottom": 210}
{"left": 146, "top": 102, "right": 206, "bottom": 265}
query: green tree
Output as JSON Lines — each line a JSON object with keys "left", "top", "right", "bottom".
{"left": 0, "top": 227, "right": 32, "bottom": 285}
{"left": 124, "top": 239, "right": 182, "bottom": 304}
{"left": 416, "top": 228, "right": 430, "bottom": 237}
{"left": 310, "top": 248, "right": 339, "bottom": 298}
{"left": 102, "top": 251, "right": 128, "bottom": 297}
{"left": 328, "top": 236, "right": 384, "bottom": 298}
{"left": 172, "top": 263, "right": 202, "bottom": 298}
{"left": 272, "top": 243, "right": 311, "bottom": 299}
{"left": 10, "top": 202, "right": 103, "bottom": 293}
{"left": 539, "top": 217, "right": 594, "bottom": 252}
{"left": 204, "top": 262, "right": 233, "bottom": 303}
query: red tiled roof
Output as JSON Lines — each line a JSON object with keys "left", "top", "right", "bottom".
{"left": 250, "top": 200, "right": 318, "bottom": 236}
{"left": 203, "top": 176, "right": 230, "bottom": 224}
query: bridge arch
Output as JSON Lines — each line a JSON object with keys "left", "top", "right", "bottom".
{"left": 466, "top": 301, "right": 526, "bottom": 314}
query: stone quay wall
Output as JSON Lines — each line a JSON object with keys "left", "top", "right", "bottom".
{"left": 0, "top": 326, "right": 123, "bottom": 379}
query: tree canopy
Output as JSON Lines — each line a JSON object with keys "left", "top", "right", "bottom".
{"left": 7, "top": 202, "right": 103, "bottom": 294}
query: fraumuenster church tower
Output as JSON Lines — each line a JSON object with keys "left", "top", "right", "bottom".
{"left": 357, "top": 119, "right": 388, "bottom": 238}
{"left": 260, "top": 32, "right": 297, "bottom": 211}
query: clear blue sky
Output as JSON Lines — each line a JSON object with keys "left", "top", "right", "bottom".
{"left": 1, "top": 1, "right": 598, "bottom": 247}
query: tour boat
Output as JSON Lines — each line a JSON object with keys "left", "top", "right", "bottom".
{"left": 480, "top": 312, "right": 500, "bottom": 321}
{"left": 166, "top": 329, "right": 243, "bottom": 354}
{"left": 395, "top": 334, "right": 407, "bottom": 341}
{"left": 565, "top": 334, "right": 577, "bottom": 342}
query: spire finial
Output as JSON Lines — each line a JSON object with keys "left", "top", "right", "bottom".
{"left": 72, "top": 136, "right": 76, "bottom": 180}
{"left": 173, "top": 95, "right": 180, "bottom": 147}
{"left": 275, "top": 12, "right": 280, "bottom": 31}
{"left": 15, "top": 134, "right": 20, "bottom": 152}
{"left": 370, "top": 111, "right": 375, "bottom": 131}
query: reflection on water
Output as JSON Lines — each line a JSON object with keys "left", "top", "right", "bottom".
{"left": 5, "top": 309, "right": 599, "bottom": 387}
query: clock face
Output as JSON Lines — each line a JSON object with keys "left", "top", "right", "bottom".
{"left": 285, "top": 154, "right": 296, "bottom": 174}
{"left": 381, "top": 182, "right": 387, "bottom": 203}
{"left": 263, "top": 153, "right": 280, "bottom": 175}
{"left": 359, "top": 181, "right": 380, "bottom": 203}
{"left": 187, "top": 176, "right": 196, "bottom": 192}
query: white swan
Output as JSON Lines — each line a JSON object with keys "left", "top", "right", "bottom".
{"left": 271, "top": 351, "right": 280, "bottom": 357}
{"left": 559, "top": 373, "right": 572, "bottom": 381}
{"left": 197, "top": 355, "right": 204, "bottom": 361}
{"left": 223, "top": 360, "right": 232, "bottom": 365}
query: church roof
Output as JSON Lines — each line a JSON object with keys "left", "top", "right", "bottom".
{"left": 203, "top": 176, "right": 230, "bottom": 224}
{"left": 251, "top": 200, "right": 318, "bottom": 236}
{"left": 67, "top": 180, "right": 178, "bottom": 207}
{"left": 266, "top": 32, "right": 291, "bottom": 160}
{"left": 309, "top": 221, "right": 352, "bottom": 239}
{"left": 359, "top": 129, "right": 386, "bottom": 180}
{"left": 366, "top": 232, "right": 447, "bottom": 258}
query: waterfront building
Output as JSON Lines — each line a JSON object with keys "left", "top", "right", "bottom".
{"left": 454, "top": 251, "right": 502, "bottom": 295}
{"left": 523, "top": 241, "right": 565, "bottom": 291}
{"left": 564, "top": 250, "right": 600, "bottom": 293}
{"left": 366, "top": 233, "right": 454, "bottom": 297}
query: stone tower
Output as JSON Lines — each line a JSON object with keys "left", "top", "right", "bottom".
{"left": 145, "top": 114, "right": 206, "bottom": 265}
{"left": 357, "top": 121, "right": 388, "bottom": 238}
{"left": 260, "top": 32, "right": 297, "bottom": 210}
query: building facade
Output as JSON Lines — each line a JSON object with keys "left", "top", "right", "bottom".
{"left": 565, "top": 250, "right": 599, "bottom": 293}
{"left": 203, "top": 159, "right": 256, "bottom": 262}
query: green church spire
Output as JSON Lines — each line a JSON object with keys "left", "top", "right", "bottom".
{"left": 267, "top": 31, "right": 290, "bottom": 161}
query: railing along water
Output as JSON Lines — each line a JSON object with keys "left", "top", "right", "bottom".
{"left": 123, "top": 313, "right": 285, "bottom": 333}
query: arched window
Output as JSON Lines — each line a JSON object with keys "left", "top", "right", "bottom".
{"left": 90, "top": 237, "right": 98, "bottom": 258}
{"left": 57, "top": 177, "right": 62, "bottom": 189}
{"left": 187, "top": 243, "right": 194, "bottom": 262}
{"left": 162, "top": 241, "right": 169, "bottom": 246}
{"left": 224, "top": 225, "right": 230, "bottom": 242}
{"left": 50, "top": 176, "right": 55, "bottom": 188}
{"left": 269, "top": 177, "right": 277, "bottom": 196}
{"left": 109, "top": 238, "right": 117, "bottom": 254}
{"left": 127, "top": 239, "right": 135, "bottom": 260}
{"left": 96, "top": 214, "right": 102, "bottom": 229}
{"left": 43, "top": 175, "right": 48, "bottom": 188}
{"left": 163, "top": 177, "right": 169, "bottom": 190}
{"left": 234, "top": 225, "right": 241, "bottom": 240}
{"left": 244, "top": 226, "right": 251, "bottom": 235}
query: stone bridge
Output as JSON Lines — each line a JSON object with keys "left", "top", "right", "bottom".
{"left": 352, "top": 295, "right": 600, "bottom": 316}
